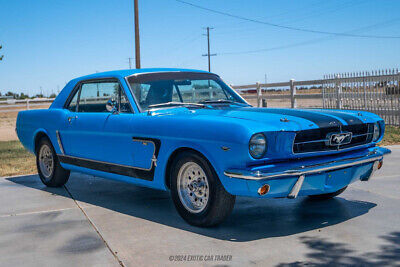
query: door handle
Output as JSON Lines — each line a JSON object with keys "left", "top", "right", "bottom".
{"left": 68, "top": 116, "right": 78, "bottom": 123}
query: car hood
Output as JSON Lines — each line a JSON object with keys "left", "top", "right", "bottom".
{"left": 224, "top": 107, "right": 366, "bottom": 124}
{"left": 149, "top": 106, "right": 375, "bottom": 132}
{"left": 204, "top": 107, "right": 371, "bottom": 130}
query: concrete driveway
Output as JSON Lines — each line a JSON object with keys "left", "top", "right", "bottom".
{"left": 1, "top": 146, "right": 399, "bottom": 267}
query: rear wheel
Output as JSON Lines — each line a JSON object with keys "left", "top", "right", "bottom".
{"left": 170, "top": 151, "right": 235, "bottom": 227}
{"left": 36, "top": 137, "right": 70, "bottom": 187}
{"left": 308, "top": 186, "right": 347, "bottom": 200}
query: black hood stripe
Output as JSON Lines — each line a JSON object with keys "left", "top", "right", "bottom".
{"left": 316, "top": 110, "right": 363, "bottom": 125}
{"left": 244, "top": 108, "right": 343, "bottom": 128}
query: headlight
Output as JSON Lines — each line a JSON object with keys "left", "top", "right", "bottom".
{"left": 373, "top": 123, "right": 380, "bottom": 142}
{"left": 249, "top": 133, "right": 267, "bottom": 159}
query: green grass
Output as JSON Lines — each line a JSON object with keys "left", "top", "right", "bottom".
{"left": 0, "top": 141, "right": 36, "bottom": 177}
{"left": 0, "top": 126, "right": 399, "bottom": 177}
{"left": 381, "top": 125, "right": 400, "bottom": 146}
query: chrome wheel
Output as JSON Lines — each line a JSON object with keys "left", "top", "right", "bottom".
{"left": 38, "top": 144, "right": 54, "bottom": 179}
{"left": 177, "top": 162, "right": 210, "bottom": 213}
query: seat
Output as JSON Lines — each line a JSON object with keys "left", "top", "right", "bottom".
{"left": 145, "top": 82, "right": 173, "bottom": 106}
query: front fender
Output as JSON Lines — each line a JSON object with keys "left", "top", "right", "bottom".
{"left": 155, "top": 137, "right": 250, "bottom": 195}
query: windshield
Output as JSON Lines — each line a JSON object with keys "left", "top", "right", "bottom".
{"left": 127, "top": 72, "right": 247, "bottom": 111}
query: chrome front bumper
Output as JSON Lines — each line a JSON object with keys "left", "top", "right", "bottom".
{"left": 224, "top": 147, "right": 390, "bottom": 181}
{"left": 224, "top": 147, "right": 391, "bottom": 199}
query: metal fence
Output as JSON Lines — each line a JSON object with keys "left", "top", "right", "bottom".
{"left": 232, "top": 69, "right": 400, "bottom": 126}
{"left": 323, "top": 70, "right": 400, "bottom": 126}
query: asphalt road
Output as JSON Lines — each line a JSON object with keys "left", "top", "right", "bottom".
{"left": 1, "top": 146, "right": 399, "bottom": 267}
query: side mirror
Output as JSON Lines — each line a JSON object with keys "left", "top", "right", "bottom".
{"left": 106, "top": 99, "right": 118, "bottom": 114}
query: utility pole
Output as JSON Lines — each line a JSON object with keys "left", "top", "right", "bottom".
{"left": 134, "top": 0, "right": 141, "bottom": 69}
{"left": 202, "top": 27, "right": 216, "bottom": 72}
{"left": 128, "top": 57, "right": 134, "bottom": 69}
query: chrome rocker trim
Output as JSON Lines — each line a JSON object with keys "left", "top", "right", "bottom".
{"left": 56, "top": 130, "right": 65, "bottom": 155}
{"left": 224, "top": 147, "right": 391, "bottom": 181}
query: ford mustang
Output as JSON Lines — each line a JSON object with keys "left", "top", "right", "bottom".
{"left": 16, "top": 68, "right": 391, "bottom": 226}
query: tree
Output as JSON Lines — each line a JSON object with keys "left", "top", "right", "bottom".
{"left": 19, "top": 93, "right": 29, "bottom": 100}
{"left": 0, "top": 45, "right": 3, "bottom": 61}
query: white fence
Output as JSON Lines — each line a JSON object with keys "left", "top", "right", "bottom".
{"left": 232, "top": 69, "right": 400, "bottom": 126}
{"left": 0, "top": 98, "right": 54, "bottom": 111}
{"left": 233, "top": 79, "right": 323, "bottom": 108}
{"left": 1, "top": 69, "right": 399, "bottom": 126}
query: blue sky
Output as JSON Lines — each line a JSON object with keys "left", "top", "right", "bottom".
{"left": 0, "top": 0, "right": 399, "bottom": 96}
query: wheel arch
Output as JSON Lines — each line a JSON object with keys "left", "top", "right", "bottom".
{"left": 33, "top": 129, "right": 50, "bottom": 155}
{"left": 164, "top": 147, "right": 218, "bottom": 190}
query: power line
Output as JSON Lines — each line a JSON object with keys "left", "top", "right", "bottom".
{"left": 175, "top": 0, "right": 400, "bottom": 39}
{"left": 211, "top": 0, "right": 323, "bottom": 29}
{"left": 214, "top": 0, "right": 368, "bottom": 37}
{"left": 217, "top": 18, "right": 400, "bottom": 55}
{"left": 256, "top": 0, "right": 326, "bottom": 22}
{"left": 176, "top": 54, "right": 202, "bottom": 67}
{"left": 274, "top": 0, "right": 368, "bottom": 26}
{"left": 218, "top": 38, "right": 321, "bottom": 55}
{"left": 166, "top": 34, "right": 202, "bottom": 57}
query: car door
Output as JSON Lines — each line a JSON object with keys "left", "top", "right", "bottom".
{"left": 59, "top": 78, "right": 157, "bottom": 178}
{"left": 60, "top": 80, "right": 119, "bottom": 161}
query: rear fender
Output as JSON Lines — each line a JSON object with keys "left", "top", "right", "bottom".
{"left": 32, "top": 128, "right": 51, "bottom": 155}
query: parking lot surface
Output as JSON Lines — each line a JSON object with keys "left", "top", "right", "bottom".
{"left": 1, "top": 146, "right": 399, "bottom": 266}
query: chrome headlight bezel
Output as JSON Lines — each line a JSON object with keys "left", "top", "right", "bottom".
{"left": 373, "top": 122, "right": 381, "bottom": 142}
{"left": 249, "top": 133, "right": 267, "bottom": 159}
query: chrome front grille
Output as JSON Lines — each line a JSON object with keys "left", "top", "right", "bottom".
{"left": 293, "top": 123, "right": 374, "bottom": 154}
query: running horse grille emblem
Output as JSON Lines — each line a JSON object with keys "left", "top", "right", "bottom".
{"left": 327, "top": 132, "right": 352, "bottom": 146}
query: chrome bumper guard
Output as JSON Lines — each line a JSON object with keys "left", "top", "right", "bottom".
{"left": 224, "top": 147, "right": 390, "bottom": 181}
{"left": 224, "top": 147, "right": 390, "bottom": 199}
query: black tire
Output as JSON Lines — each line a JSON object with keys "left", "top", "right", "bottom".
{"left": 36, "top": 137, "right": 70, "bottom": 187}
{"left": 308, "top": 186, "right": 347, "bottom": 200}
{"left": 170, "top": 151, "right": 235, "bottom": 227}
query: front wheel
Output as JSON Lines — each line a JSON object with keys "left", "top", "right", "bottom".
{"left": 170, "top": 151, "right": 235, "bottom": 227}
{"left": 308, "top": 186, "right": 347, "bottom": 200}
{"left": 36, "top": 137, "right": 70, "bottom": 187}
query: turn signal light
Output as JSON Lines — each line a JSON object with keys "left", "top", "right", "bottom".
{"left": 378, "top": 161, "right": 383, "bottom": 169}
{"left": 258, "top": 184, "right": 270, "bottom": 196}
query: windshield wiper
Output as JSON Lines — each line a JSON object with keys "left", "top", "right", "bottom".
{"left": 199, "top": 99, "right": 249, "bottom": 106}
{"left": 147, "top": 101, "right": 205, "bottom": 109}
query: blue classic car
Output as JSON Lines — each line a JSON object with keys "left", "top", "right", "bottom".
{"left": 17, "top": 68, "right": 390, "bottom": 226}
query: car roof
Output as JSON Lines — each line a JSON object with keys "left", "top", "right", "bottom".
{"left": 75, "top": 68, "right": 213, "bottom": 81}
{"left": 50, "top": 68, "right": 216, "bottom": 109}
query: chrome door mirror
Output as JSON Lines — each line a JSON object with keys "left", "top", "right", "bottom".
{"left": 106, "top": 98, "right": 118, "bottom": 114}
